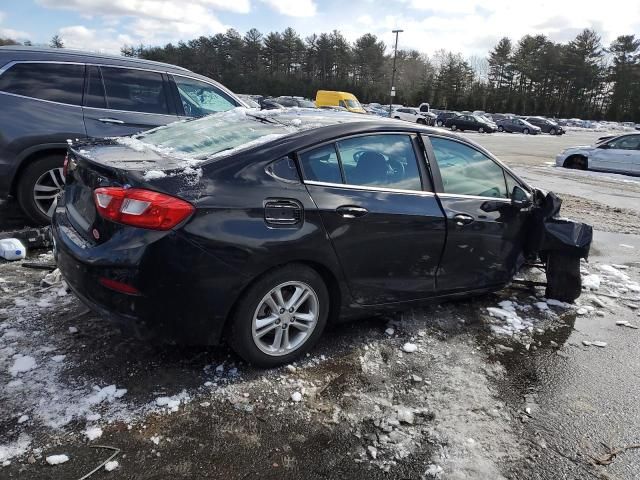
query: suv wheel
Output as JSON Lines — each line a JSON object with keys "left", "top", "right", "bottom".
{"left": 523, "top": 128, "right": 530, "bottom": 135}
{"left": 549, "top": 127, "right": 557, "bottom": 135}
{"left": 497, "top": 125, "right": 504, "bottom": 132}
{"left": 478, "top": 127, "right": 484, "bottom": 133}
{"left": 228, "top": 264, "right": 329, "bottom": 367}
{"left": 417, "top": 118, "right": 426, "bottom": 125}
{"left": 16, "top": 155, "right": 65, "bottom": 225}
{"left": 450, "top": 124, "right": 457, "bottom": 131}
{"left": 436, "top": 120, "right": 443, "bottom": 127}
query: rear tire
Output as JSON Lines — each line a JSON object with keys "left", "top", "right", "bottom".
{"left": 549, "top": 127, "right": 557, "bottom": 135}
{"left": 16, "top": 154, "right": 65, "bottom": 225}
{"left": 478, "top": 127, "right": 484, "bottom": 133}
{"left": 417, "top": 118, "right": 426, "bottom": 125}
{"left": 450, "top": 124, "right": 457, "bottom": 131}
{"left": 546, "top": 252, "right": 582, "bottom": 302}
{"left": 437, "top": 120, "right": 443, "bottom": 127}
{"left": 228, "top": 264, "right": 329, "bottom": 367}
{"left": 523, "top": 128, "right": 530, "bottom": 135}
{"left": 498, "top": 126, "right": 504, "bottom": 132}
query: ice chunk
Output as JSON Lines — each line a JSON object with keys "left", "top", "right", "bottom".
{"left": 104, "top": 460, "right": 119, "bottom": 471}
{"left": 582, "top": 274, "right": 600, "bottom": 290}
{"left": 84, "top": 426, "right": 103, "bottom": 441}
{"left": 9, "top": 355, "right": 36, "bottom": 377}
{"left": 46, "top": 454, "right": 69, "bottom": 465}
{"left": 402, "top": 343, "right": 417, "bottom": 353}
{"left": 291, "top": 391, "right": 302, "bottom": 402}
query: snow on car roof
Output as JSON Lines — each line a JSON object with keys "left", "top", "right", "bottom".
{"left": 116, "top": 107, "right": 383, "bottom": 163}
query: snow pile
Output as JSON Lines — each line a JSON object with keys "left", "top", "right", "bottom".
{"left": 84, "top": 426, "right": 103, "bottom": 441}
{"left": 8, "top": 354, "right": 36, "bottom": 376}
{"left": 45, "top": 454, "right": 69, "bottom": 465}
{"left": 0, "top": 434, "right": 31, "bottom": 463}
{"left": 155, "top": 391, "right": 190, "bottom": 413}
{"left": 486, "top": 300, "right": 535, "bottom": 336}
{"left": 104, "top": 460, "right": 119, "bottom": 471}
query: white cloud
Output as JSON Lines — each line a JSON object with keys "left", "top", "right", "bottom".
{"left": 59, "top": 25, "right": 133, "bottom": 52}
{"left": 0, "top": 11, "right": 31, "bottom": 40}
{"left": 261, "top": 0, "right": 316, "bottom": 17}
{"left": 37, "top": 0, "right": 250, "bottom": 15}
{"left": 357, "top": 14, "right": 373, "bottom": 26}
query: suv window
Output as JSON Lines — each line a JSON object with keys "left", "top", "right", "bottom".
{"left": 101, "top": 67, "right": 169, "bottom": 115}
{"left": 337, "top": 134, "right": 423, "bottom": 191}
{"left": 430, "top": 137, "right": 508, "bottom": 198}
{"left": 174, "top": 76, "right": 237, "bottom": 117}
{"left": 84, "top": 65, "right": 106, "bottom": 109}
{"left": 0, "top": 62, "right": 84, "bottom": 105}
{"left": 299, "top": 144, "right": 342, "bottom": 184}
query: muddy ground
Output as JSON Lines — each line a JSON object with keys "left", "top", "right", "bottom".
{"left": 2, "top": 130, "right": 640, "bottom": 480}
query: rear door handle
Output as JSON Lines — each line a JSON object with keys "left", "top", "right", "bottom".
{"left": 453, "top": 213, "right": 474, "bottom": 226}
{"left": 336, "top": 206, "right": 368, "bottom": 218}
{"left": 98, "top": 118, "right": 125, "bottom": 124}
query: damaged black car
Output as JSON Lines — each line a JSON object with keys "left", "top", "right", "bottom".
{"left": 51, "top": 109, "right": 592, "bottom": 366}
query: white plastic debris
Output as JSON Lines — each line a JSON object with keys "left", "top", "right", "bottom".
{"left": 46, "top": 454, "right": 69, "bottom": 465}
{"left": 291, "top": 391, "right": 302, "bottom": 402}
{"left": 104, "top": 460, "right": 119, "bottom": 471}
{"left": 0, "top": 238, "right": 26, "bottom": 261}
{"left": 402, "top": 343, "right": 417, "bottom": 353}
{"left": 592, "top": 341, "right": 607, "bottom": 348}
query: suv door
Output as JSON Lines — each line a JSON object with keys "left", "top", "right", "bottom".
{"left": 298, "top": 133, "right": 446, "bottom": 304}
{"left": 424, "top": 135, "right": 529, "bottom": 292}
{"left": 82, "top": 65, "right": 179, "bottom": 137}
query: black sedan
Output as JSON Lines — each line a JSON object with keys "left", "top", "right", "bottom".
{"left": 52, "top": 110, "right": 590, "bottom": 366}
{"left": 444, "top": 114, "right": 497, "bottom": 133}
{"left": 525, "top": 117, "right": 564, "bottom": 135}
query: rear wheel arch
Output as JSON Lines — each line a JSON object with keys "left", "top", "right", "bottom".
{"left": 11, "top": 147, "right": 67, "bottom": 196}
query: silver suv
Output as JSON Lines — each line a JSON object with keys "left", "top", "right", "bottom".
{"left": 0, "top": 46, "right": 246, "bottom": 224}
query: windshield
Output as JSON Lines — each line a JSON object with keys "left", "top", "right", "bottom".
{"left": 473, "top": 115, "right": 489, "bottom": 123}
{"left": 345, "top": 99, "right": 362, "bottom": 109}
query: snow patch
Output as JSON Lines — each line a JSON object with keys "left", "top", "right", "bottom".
{"left": 46, "top": 454, "right": 69, "bottom": 465}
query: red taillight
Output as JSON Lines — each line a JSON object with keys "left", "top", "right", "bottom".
{"left": 93, "top": 187, "right": 194, "bottom": 230}
{"left": 99, "top": 277, "right": 141, "bottom": 295}
{"left": 63, "top": 154, "right": 69, "bottom": 177}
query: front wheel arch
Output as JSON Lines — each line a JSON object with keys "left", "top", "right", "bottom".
{"left": 563, "top": 155, "right": 588, "bottom": 170}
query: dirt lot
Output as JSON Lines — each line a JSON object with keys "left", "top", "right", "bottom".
{"left": 2, "top": 130, "right": 640, "bottom": 480}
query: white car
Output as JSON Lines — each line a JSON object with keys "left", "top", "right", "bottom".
{"left": 555, "top": 133, "right": 640, "bottom": 174}
{"left": 392, "top": 107, "right": 432, "bottom": 125}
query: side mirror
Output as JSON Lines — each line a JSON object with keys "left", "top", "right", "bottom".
{"left": 512, "top": 185, "right": 532, "bottom": 208}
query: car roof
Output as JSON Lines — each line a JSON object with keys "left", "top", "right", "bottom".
{"left": 0, "top": 45, "right": 191, "bottom": 74}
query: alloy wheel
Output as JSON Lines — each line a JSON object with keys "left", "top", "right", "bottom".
{"left": 33, "top": 167, "right": 65, "bottom": 218}
{"left": 252, "top": 281, "right": 319, "bottom": 356}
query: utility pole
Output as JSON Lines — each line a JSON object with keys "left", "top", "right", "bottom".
{"left": 389, "top": 29, "right": 403, "bottom": 117}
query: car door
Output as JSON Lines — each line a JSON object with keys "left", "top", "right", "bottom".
{"left": 424, "top": 135, "right": 530, "bottom": 292}
{"left": 82, "top": 65, "right": 179, "bottom": 137}
{"left": 169, "top": 75, "right": 240, "bottom": 118}
{"left": 298, "top": 133, "right": 446, "bottom": 304}
{"left": 590, "top": 135, "right": 640, "bottom": 174}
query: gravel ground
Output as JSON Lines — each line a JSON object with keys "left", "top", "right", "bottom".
{"left": 2, "top": 130, "right": 640, "bottom": 479}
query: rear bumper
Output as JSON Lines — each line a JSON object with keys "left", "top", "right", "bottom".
{"left": 52, "top": 206, "right": 249, "bottom": 345}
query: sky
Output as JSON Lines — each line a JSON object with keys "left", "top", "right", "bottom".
{"left": 1, "top": 0, "right": 639, "bottom": 57}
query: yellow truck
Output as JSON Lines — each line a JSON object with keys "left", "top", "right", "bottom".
{"left": 315, "top": 90, "right": 366, "bottom": 114}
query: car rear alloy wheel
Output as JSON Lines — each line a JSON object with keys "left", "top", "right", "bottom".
{"left": 228, "top": 264, "right": 329, "bottom": 366}
{"left": 16, "top": 154, "right": 66, "bottom": 225}
{"left": 523, "top": 128, "right": 530, "bottom": 135}
{"left": 478, "top": 127, "right": 484, "bottom": 133}
{"left": 252, "top": 281, "right": 319, "bottom": 356}
{"left": 549, "top": 128, "right": 557, "bottom": 135}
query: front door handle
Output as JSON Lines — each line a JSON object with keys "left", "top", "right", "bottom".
{"left": 98, "top": 118, "right": 125, "bottom": 124}
{"left": 453, "top": 213, "right": 474, "bottom": 226}
{"left": 336, "top": 206, "right": 368, "bottom": 218}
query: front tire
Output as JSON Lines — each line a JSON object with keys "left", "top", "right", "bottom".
{"left": 450, "top": 124, "right": 457, "bottom": 131}
{"left": 228, "top": 264, "right": 329, "bottom": 367}
{"left": 498, "top": 126, "right": 504, "bottom": 132}
{"left": 417, "top": 118, "right": 426, "bottom": 125}
{"left": 523, "top": 128, "right": 530, "bottom": 135}
{"left": 478, "top": 127, "right": 484, "bottom": 133}
{"left": 546, "top": 252, "right": 582, "bottom": 302}
{"left": 437, "top": 120, "right": 443, "bottom": 127}
{"left": 549, "top": 127, "right": 557, "bottom": 135}
{"left": 16, "top": 154, "right": 66, "bottom": 225}
{"left": 563, "top": 155, "right": 587, "bottom": 170}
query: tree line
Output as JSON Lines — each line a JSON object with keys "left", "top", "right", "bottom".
{"left": 2, "top": 27, "right": 639, "bottom": 121}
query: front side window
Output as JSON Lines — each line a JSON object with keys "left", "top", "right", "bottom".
{"left": 429, "top": 137, "right": 508, "bottom": 198}
{"left": 174, "top": 76, "right": 237, "bottom": 117}
{"left": 299, "top": 144, "right": 342, "bottom": 184}
{"left": 0, "top": 62, "right": 84, "bottom": 105}
{"left": 608, "top": 135, "right": 640, "bottom": 150}
{"left": 101, "top": 67, "right": 169, "bottom": 114}
{"left": 345, "top": 99, "right": 361, "bottom": 109}
{"left": 337, "top": 134, "right": 423, "bottom": 191}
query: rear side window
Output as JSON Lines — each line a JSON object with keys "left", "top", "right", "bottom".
{"left": 430, "top": 137, "right": 508, "bottom": 198}
{"left": 101, "top": 67, "right": 169, "bottom": 115}
{"left": 337, "top": 134, "right": 423, "bottom": 191}
{"left": 0, "top": 62, "right": 84, "bottom": 105}
{"left": 299, "top": 144, "right": 342, "bottom": 184}
{"left": 84, "top": 65, "right": 106, "bottom": 109}
{"left": 174, "top": 76, "right": 237, "bottom": 117}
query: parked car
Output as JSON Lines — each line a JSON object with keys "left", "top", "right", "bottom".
{"left": 52, "top": 109, "right": 590, "bottom": 366}
{"left": 418, "top": 102, "right": 430, "bottom": 113}
{"left": 435, "top": 111, "right": 458, "bottom": 127}
{"left": 0, "top": 46, "right": 247, "bottom": 225}
{"left": 392, "top": 107, "right": 434, "bottom": 125}
{"left": 496, "top": 118, "right": 541, "bottom": 134}
{"left": 525, "top": 117, "right": 564, "bottom": 135}
{"left": 260, "top": 98, "right": 286, "bottom": 110}
{"left": 237, "top": 94, "right": 261, "bottom": 109}
{"left": 272, "top": 96, "right": 316, "bottom": 108}
{"left": 444, "top": 114, "right": 497, "bottom": 133}
{"left": 556, "top": 133, "right": 640, "bottom": 175}
{"left": 315, "top": 90, "right": 365, "bottom": 113}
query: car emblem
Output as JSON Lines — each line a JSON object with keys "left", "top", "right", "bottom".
{"left": 92, "top": 228, "right": 100, "bottom": 240}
